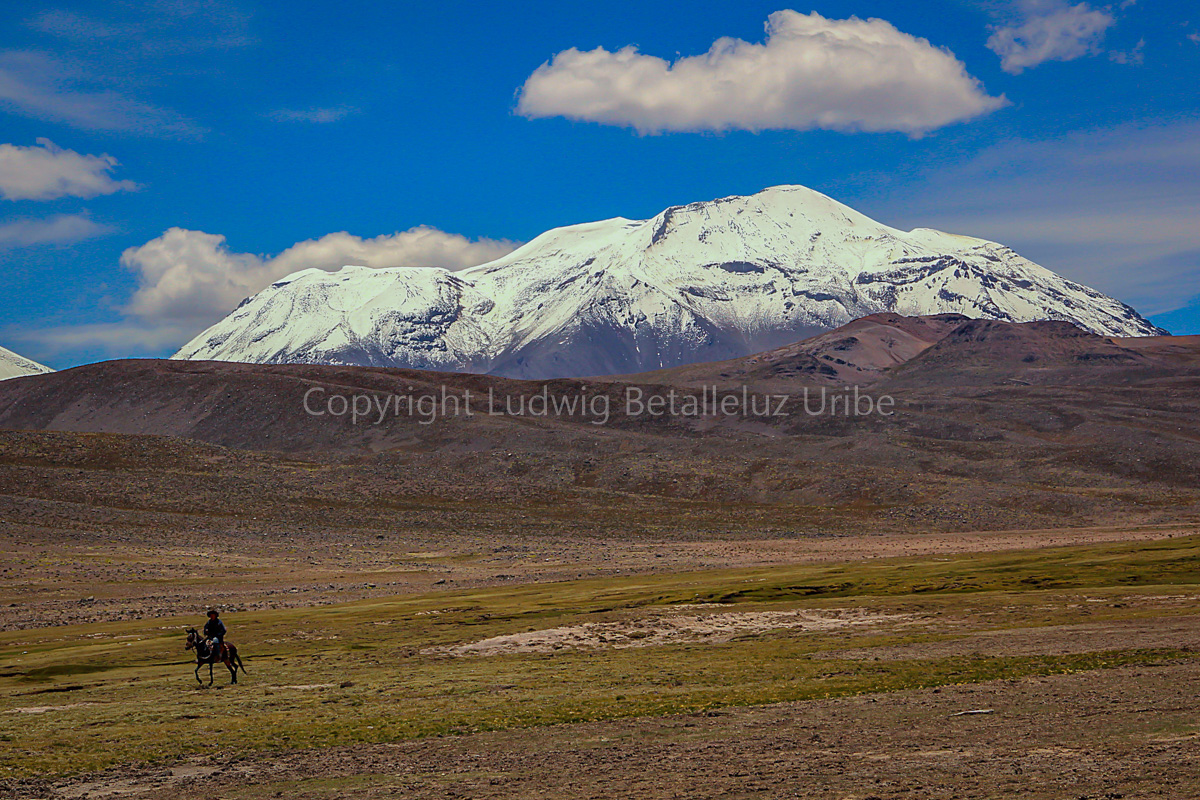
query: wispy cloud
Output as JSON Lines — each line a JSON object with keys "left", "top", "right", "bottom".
{"left": 26, "top": 1, "right": 255, "bottom": 57}
{"left": 0, "top": 50, "right": 203, "bottom": 136}
{"left": 25, "top": 9, "right": 130, "bottom": 42}
{"left": 0, "top": 213, "right": 110, "bottom": 248}
{"left": 987, "top": 1, "right": 1115, "bottom": 73}
{"left": 1108, "top": 37, "right": 1145, "bottom": 65}
{"left": 866, "top": 121, "right": 1200, "bottom": 318}
{"left": 268, "top": 105, "right": 358, "bottom": 124}
{"left": 518, "top": 10, "right": 1005, "bottom": 136}
{"left": 0, "top": 138, "right": 138, "bottom": 201}
{"left": 6, "top": 321, "right": 197, "bottom": 359}
{"left": 1, "top": 1, "right": 255, "bottom": 136}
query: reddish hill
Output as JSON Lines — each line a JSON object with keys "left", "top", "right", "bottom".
{"left": 627, "top": 313, "right": 971, "bottom": 388}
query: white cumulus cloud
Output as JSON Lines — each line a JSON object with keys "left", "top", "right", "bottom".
{"left": 987, "top": 2, "right": 1115, "bottom": 74}
{"left": 516, "top": 10, "right": 1005, "bottom": 136}
{"left": 0, "top": 138, "right": 138, "bottom": 201}
{"left": 121, "top": 226, "right": 520, "bottom": 328}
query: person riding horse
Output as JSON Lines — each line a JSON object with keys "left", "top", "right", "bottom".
{"left": 203, "top": 609, "right": 226, "bottom": 658}
{"left": 186, "top": 610, "right": 245, "bottom": 685}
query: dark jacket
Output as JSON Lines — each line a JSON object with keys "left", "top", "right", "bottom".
{"left": 204, "top": 618, "right": 226, "bottom": 640}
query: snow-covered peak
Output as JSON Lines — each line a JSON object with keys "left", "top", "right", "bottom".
{"left": 174, "top": 185, "right": 1165, "bottom": 379}
{"left": 0, "top": 345, "right": 53, "bottom": 381}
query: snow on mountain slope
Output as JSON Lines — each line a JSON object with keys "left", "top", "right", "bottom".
{"left": 0, "top": 345, "right": 53, "bottom": 381}
{"left": 174, "top": 186, "right": 1166, "bottom": 379}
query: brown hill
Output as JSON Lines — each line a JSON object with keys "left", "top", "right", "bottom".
{"left": 0, "top": 358, "right": 560, "bottom": 453}
{"left": 2, "top": 315, "right": 1200, "bottom": 540}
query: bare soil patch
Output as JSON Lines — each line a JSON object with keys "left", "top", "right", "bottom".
{"left": 16, "top": 661, "right": 1200, "bottom": 799}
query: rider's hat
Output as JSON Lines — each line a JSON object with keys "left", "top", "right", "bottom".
{"left": 207, "top": 608, "right": 219, "bottom": 616}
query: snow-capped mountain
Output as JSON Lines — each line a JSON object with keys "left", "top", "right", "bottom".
{"left": 174, "top": 185, "right": 1165, "bottom": 379}
{"left": 0, "top": 345, "right": 53, "bottom": 381}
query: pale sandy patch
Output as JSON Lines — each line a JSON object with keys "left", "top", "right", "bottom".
{"left": 5, "top": 702, "right": 96, "bottom": 714}
{"left": 431, "top": 608, "right": 910, "bottom": 657}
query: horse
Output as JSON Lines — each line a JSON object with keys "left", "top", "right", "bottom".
{"left": 185, "top": 628, "right": 246, "bottom": 686}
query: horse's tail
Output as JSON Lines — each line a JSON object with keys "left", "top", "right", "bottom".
{"left": 234, "top": 647, "right": 247, "bottom": 674}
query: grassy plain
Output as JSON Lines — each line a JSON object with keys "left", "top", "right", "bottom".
{"left": 3, "top": 534, "right": 1198, "bottom": 782}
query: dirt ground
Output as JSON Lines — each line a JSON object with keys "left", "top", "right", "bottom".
{"left": 5, "top": 333, "right": 1200, "bottom": 797}
{"left": 3, "top": 424, "right": 1198, "bottom": 797}
{"left": 13, "top": 658, "right": 1198, "bottom": 800}
{"left": 3, "top": 565, "right": 1198, "bottom": 799}
{"left": 2, "top": 520, "right": 1189, "bottom": 631}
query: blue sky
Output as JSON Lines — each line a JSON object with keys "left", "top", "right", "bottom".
{"left": 1, "top": 0, "right": 1198, "bottom": 368}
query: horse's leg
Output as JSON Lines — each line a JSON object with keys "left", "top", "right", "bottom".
{"left": 194, "top": 661, "right": 202, "bottom": 685}
{"left": 208, "top": 662, "right": 214, "bottom": 686}
{"left": 226, "top": 656, "right": 237, "bottom": 684}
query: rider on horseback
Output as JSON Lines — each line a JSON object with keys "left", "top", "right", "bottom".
{"left": 203, "top": 609, "right": 226, "bottom": 659}
{"left": 186, "top": 613, "right": 245, "bottom": 686}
